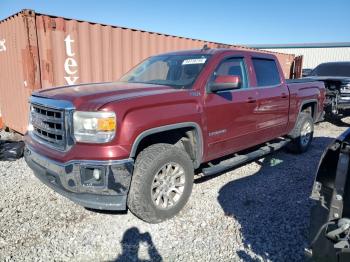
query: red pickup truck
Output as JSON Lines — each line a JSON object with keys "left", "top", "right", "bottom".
{"left": 24, "top": 48, "right": 325, "bottom": 223}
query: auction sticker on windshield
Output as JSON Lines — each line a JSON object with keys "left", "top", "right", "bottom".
{"left": 182, "top": 58, "right": 207, "bottom": 65}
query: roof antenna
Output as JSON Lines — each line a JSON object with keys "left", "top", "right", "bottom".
{"left": 202, "top": 44, "right": 210, "bottom": 51}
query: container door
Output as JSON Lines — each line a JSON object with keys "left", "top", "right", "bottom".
{"left": 292, "top": 55, "right": 303, "bottom": 79}
{"left": 0, "top": 10, "right": 41, "bottom": 134}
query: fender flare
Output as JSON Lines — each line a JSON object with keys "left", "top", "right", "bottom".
{"left": 129, "top": 122, "right": 204, "bottom": 168}
{"left": 298, "top": 99, "right": 319, "bottom": 120}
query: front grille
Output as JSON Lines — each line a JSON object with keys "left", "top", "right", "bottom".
{"left": 30, "top": 104, "right": 66, "bottom": 150}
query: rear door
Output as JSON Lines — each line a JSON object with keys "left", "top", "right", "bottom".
{"left": 204, "top": 56, "right": 259, "bottom": 160}
{"left": 251, "top": 57, "right": 290, "bottom": 143}
{"left": 292, "top": 55, "right": 303, "bottom": 79}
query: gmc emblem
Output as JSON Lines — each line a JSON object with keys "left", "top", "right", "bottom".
{"left": 31, "top": 114, "right": 49, "bottom": 130}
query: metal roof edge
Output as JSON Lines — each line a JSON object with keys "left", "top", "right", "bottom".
{"left": 247, "top": 42, "right": 350, "bottom": 49}
{"left": 0, "top": 9, "right": 35, "bottom": 23}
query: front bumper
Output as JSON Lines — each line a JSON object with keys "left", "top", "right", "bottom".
{"left": 24, "top": 146, "right": 134, "bottom": 210}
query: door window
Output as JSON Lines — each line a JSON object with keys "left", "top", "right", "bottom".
{"left": 252, "top": 58, "right": 281, "bottom": 87}
{"left": 211, "top": 58, "right": 248, "bottom": 89}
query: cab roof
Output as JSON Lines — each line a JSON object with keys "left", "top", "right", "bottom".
{"left": 156, "top": 48, "right": 277, "bottom": 59}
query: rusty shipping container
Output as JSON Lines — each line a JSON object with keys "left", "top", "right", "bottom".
{"left": 0, "top": 9, "right": 296, "bottom": 134}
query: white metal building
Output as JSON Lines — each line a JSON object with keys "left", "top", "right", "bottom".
{"left": 249, "top": 42, "right": 350, "bottom": 69}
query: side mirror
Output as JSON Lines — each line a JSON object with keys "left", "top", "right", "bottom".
{"left": 209, "top": 75, "right": 241, "bottom": 92}
{"left": 302, "top": 69, "right": 312, "bottom": 77}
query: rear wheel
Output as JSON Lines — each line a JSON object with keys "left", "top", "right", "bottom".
{"left": 287, "top": 112, "right": 314, "bottom": 153}
{"left": 127, "top": 143, "right": 194, "bottom": 223}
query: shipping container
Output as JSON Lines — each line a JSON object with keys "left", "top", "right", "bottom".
{"left": 0, "top": 9, "right": 297, "bottom": 134}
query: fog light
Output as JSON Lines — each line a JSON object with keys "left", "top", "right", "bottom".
{"left": 80, "top": 166, "right": 105, "bottom": 187}
{"left": 93, "top": 169, "right": 101, "bottom": 181}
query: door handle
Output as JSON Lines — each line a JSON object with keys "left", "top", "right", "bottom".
{"left": 247, "top": 97, "right": 256, "bottom": 103}
{"left": 281, "top": 93, "right": 288, "bottom": 98}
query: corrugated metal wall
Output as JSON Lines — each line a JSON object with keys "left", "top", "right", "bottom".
{"left": 262, "top": 47, "right": 350, "bottom": 69}
{"left": 0, "top": 10, "right": 296, "bottom": 134}
{"left": 35, "top": 13, "right": 294, "bottom": 88}
{"left": 35, "top": 14, "right": 209, "bottom": 89}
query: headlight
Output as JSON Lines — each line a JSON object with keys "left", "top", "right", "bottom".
{"left": 73, "top": 111, "right": 116, "bottom": 143}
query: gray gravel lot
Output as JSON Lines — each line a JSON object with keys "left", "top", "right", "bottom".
{"left": 0, "top": 119, "right": 349, "bottom": 261}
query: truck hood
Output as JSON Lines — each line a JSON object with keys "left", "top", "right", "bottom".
{"left": 33, "top": 82, "right": 182, "bottom": 109}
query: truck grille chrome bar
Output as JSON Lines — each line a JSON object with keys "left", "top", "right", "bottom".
{"left": 29, "top": 96, "right": 75, "bottom": 151}
{"left": 31, "top": 104, "right": 65, "bottom": 149}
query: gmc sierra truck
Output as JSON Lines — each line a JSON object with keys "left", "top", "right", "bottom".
{"left": 24, "top": 48, "right": 326, "bottom": 223}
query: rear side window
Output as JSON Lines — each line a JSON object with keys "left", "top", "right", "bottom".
{"left": 252, "top": 58, "right": 281, "bottom": 87}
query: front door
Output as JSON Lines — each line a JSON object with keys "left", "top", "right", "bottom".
{"left": 203, "top": 57, "right": 259, "bottom": 161}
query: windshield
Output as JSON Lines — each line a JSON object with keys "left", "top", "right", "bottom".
{"left": 310, "top": 63, "right": 350, "bottom": 77}
{"left": 120, "top": 54, "right": 210, "bottom": 88}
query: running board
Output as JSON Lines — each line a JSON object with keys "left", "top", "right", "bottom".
{"left": 201, "top": 138, "right": 291, "bottom": 177}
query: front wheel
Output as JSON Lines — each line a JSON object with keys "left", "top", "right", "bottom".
{"left": 287, "top": 112, "right": 314, "bottom": 154}
{"left": 127, "top": 143, "right": 194, "bottom": 223}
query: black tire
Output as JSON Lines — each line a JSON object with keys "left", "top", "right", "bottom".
{"left": 287, "top": 112, "right": 314, "bottom": 154}
{"left": 127, "top": 143, "right": 194, "bottom": 223}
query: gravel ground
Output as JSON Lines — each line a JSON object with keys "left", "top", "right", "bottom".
{"left": 0, "top": 119, "right": 349, "bottom": 261}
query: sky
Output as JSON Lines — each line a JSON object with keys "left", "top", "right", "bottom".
{"left": 0, "top": 0, "right": 349, "bottom": 45}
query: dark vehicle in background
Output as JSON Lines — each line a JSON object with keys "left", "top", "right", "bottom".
{"left": 306, "top": 62, "right": 350, "bottom": 119}
{"left": 307, "top": 129, "right": 350, "bottom": 261}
